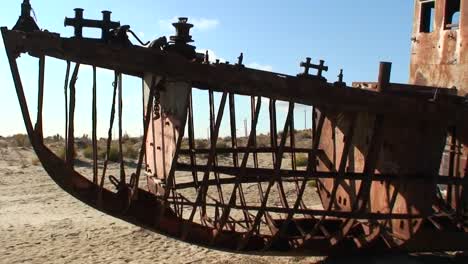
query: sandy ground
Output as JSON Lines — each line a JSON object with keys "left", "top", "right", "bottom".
{"left": 0, "top": 145, "right": 466, "bottom": 264}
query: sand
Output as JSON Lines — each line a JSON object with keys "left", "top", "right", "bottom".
{"left": 0, "top": 145, "right": 465, "bottom": 264}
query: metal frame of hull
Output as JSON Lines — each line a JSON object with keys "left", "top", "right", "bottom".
{"left": 2, "top": 5, "right": 468, "bottom": 253}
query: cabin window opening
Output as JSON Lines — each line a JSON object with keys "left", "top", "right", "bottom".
{"left": 420, "top": 1, "right": 436, "bottom": 33}
{"left": 445, "top": 0, "right": 461, "bottom": 29}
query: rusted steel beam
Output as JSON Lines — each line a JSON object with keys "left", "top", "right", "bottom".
{"left": 117, "top": 73, "right": 126, "bottom": 184}
{"left": 181, "top": 92, "right": 228, "bottom": 239}
{"left": 329, "top": 114, "right": 357, "bottom": 209}
{"left": 355, "top": 116, "right": 385, "bottom": 212}
{"left": 211, "top": 96, "right": 262, "bottom": 243}
{"left": 327, "top": 115, "right": 386, "bottom": 246}
{"left": 228, "top": 93, "right": 254, "bottom": 232}
{"left": 168, "top": 200, "right": 424, "bottom": 220}
{"left": 187, "top": 91, "right": 199, "bottom": 189}
{"left": 354, "top": 82, "right": 460, "bottom": 101}
{"left": 265, "top": 113, "right": 327, "bottom": 249}
{"left": 174, "top": 164, "right": 466, "bottom": 188}
{"left": 232, "top": 96, "right": 261, "bottom": 230}
{"left": 208, "top": 90, "right": 226, "bottom": 219}
{"left": 250, "top": 97, "right": 264, "bottom": 215}
{"left": 99, "top": 72, "right": 118, "bottom": 195}
{"left": 275, "top": 105, "right": 291, "bottom": 212}
{"left": 289, "top": 104, "right": 309, "bottom": 213}
{"left": 228, "top": 93, "right": 239, "bottom": 167}
{"left": 63, "top": 61, "right": 71, "bottom": 155}
{"left": 35, "top": 55, "right": 45, "bottom": 140}
{"left": 92, "top": 66, "right": 98, "bottom": 184}
{"left": 237, "top": 102, "right": 294, "bottom": 250}
{"left": 2, "top": 30, "right": 35, "bottom": 146}
{"left": 3, "top": 29, "right": 466, "bottom": 123}
{"left": 164, "top": 129, "right": 187, "bottom": 220}
{"left": 260, "top": 98, "right": 280, "bottom": 234}
{"left": 66, "top": 63, "right": 80, "bottom": 168}
{"left": 307, "top": 113, "right": 358, "bottom": 245}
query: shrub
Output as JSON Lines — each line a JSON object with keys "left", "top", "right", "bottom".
{"left": 58, "top": 147, "right": 66, "bottom": 160}
{"left": 308, "top": 180, "right": 317, "bottom": 188}
{"left": 256, "top": 135, "right": 270, "bottom": 148}
{"left": 13, "top": 134, "right": 29, "bottom": 147}
{"left": 83, "top": 145, "right": 94, "bottom": 159}
{"left": 215, "top": 141, "right": 230, "bottom": 157}
{"left": 295, "top": 154, "right": 309, "bottom": 167}
{"left": 297, "top": 130, "right": 313, "bottom": 140}
{"left": 196, "top": 139, "right": 209, "bottom": 149}
{"left": 57, "top": 147, "right": 77, "bottom": 160}
{"left": 216, "top": 141, "right": 230, "bottom": 148}
{"left": 107, "top": 145, "right": 120, "bottom": 162}
{"left": 124, "top": 144, "right": 139, "bottom": 160}
{"left": 98, "top": 149, "right": 107, "bottom": 160}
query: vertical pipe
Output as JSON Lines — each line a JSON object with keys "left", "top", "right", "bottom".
{"left": 377, "top": 62, "right": 392, "bottom": 92}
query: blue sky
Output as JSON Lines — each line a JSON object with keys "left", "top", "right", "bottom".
{"left": 0, "top": 0, "right": 415, "bottom": 138}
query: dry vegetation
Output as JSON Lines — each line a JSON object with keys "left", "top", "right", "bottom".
{"left": 0, "top": 129, "right": 315, "bottom": 167}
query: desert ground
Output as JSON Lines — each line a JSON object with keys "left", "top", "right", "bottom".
{"left": 0, "top": 135, "right": 466, "bottom": 264}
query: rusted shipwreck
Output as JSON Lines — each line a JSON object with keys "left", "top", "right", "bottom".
{"left": 2, "top": 0, "right": 467, "bottom": 254}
